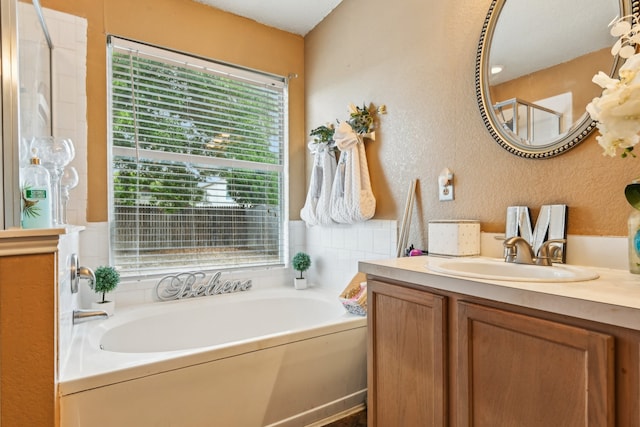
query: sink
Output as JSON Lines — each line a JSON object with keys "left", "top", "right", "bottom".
{"left": 427, "top": 258, "right": 599, "bottom": 282}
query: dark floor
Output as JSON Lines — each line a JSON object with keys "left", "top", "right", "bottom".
{"left": 323, "top": 409, "right": 367, "bottom": 427}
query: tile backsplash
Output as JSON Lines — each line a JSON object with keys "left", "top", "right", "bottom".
{"left": 292, "top": 220, "right": 398, "bottom": 293}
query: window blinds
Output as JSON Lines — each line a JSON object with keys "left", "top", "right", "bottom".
{"left": 108, "top": 37, "right": 286, "bottom": 277}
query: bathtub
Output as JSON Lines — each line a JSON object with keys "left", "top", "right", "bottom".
{"left": 59, "top": 286, "right": 367, "bottom": 427}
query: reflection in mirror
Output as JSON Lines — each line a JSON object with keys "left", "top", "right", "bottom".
{"left": 1, "top": 0, "right": 54, "bottom": 228}
{"left": 18, "top": 0, "right": 53, "bottom": 168}
{"left": 476, "top": 0, "right": 636, "bottom": 158}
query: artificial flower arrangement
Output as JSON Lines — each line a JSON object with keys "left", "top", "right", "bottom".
{"left": 308, "top": 102, "right": 387, "bottom": 144}
{"left": 586, "top": 14, "right": 640, "bottom": 158}
{"left": 346, "top": 102, "right": 387, "bottom": 138}
{"left": 586, "top": 14, "right": 640, "bottom": 209}
{"left": 587, "top": 14, "right": 640, "bottom": 274}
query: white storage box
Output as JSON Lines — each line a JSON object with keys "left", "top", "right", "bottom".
{"left": 428, "top": 220, "right": 480, "bottom": 257}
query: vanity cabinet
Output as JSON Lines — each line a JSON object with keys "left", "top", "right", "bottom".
{"left": 0, "top": 251, "right": 57, "bottom": 427}
{"left": 366, "top": 277, "right": 638, "bottom": 427}
{"left": 367, "top": 280, "right": 447, "bottom": 426}
{"left": 0, "top": 228, "right": 81, "bottom": 427}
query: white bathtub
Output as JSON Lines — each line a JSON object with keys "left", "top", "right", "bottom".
{"left": 59, "top": 286, "right": 367, "bottom": 427}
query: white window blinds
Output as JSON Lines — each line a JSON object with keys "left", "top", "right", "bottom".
{"left": 108, "top": 37, "right": 287, "bottom": 277}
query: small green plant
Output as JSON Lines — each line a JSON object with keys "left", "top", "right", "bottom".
{"left": 292, "top": 252, "right": 311, "bottom": 279}
{"left": 92, "top": 266, "right": 121, "bottom": 303}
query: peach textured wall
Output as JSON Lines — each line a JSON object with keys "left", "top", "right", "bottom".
{"left": 305, "top": 0, "right": 640, "bottom": 248}
{"left": 40, "top": 0, "right": 306, "bottom": 222}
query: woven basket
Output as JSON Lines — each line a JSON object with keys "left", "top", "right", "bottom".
{"left": 339, "top": 272, "right": 367, "bottom": 316}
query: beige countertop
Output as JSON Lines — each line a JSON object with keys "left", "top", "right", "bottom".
{"left": 0, "top": 225, "right": 84, "bottom": 256}
{"left": 359, "top": 255, "right": 640, "bottom": 330}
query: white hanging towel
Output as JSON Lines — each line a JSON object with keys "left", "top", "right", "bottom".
{"left": 300, "top": 141, "right": 337, "bottom": 226}
{"left": 329, "top": 121, "right": 376, "bottom": 224}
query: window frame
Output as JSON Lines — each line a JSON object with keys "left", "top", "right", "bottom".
{"left": 106, "top": 36, "right": 290, "bottom": 279}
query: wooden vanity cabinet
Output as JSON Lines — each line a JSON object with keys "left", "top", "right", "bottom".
{"left": 367, "top": 280, "right": 447, "bottom": 426}
{"left": 367, "top": 277, "right": 638, "bottom": 427}
{"left": 0, "top": 228, "right": 81, "bottom": 427}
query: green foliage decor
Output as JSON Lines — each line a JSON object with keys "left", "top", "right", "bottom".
{"left": 292, "top": 252, "right": 311, "bottom": 279}
{"left": 309, "top": 123, "right": 335, "bottom": 144}
{"left": 92, "top": 266, "right": 121, "bottom": 303}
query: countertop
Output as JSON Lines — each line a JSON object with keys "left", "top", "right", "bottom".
{"left": 0, "top": 225, "right": 84, "bottom": 256}
{"left": 359, "top": 255, "right": 640, "bottom": 330}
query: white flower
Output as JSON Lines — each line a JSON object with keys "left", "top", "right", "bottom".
{"left": 585, "top": 14, "right": 640, "bottom": 157}
{"left": 596, "top": 127, "right": 640, "bottom": 157}
{"left": 587, "top": 38, "right": 640, "bottom": 156}
{"left": 619, "top": 53, "right": 640, "bottom": 84}
{"left": 592, "top": 71, "right": 618, "bottom": 90}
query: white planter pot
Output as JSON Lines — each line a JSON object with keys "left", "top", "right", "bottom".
{"left": 92, "top": 300, "right": 115, "bottom": 316}
{"left": 294, "top": 278, "right": 307, "bottom": 290}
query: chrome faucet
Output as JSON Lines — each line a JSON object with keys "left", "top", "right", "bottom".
{"left": 73, "top": 309, "right": 108, "bottom": 325}
{"left": 503, "top": 237, "right": 566, "bottom": 266}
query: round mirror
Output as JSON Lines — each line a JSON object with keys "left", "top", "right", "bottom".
{"left": 476, "top": 0, "right": 637, "bottom": 158}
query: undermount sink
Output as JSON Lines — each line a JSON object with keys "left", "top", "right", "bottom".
{"left": 427, "top": 257, "right": 599, "bottom": 283}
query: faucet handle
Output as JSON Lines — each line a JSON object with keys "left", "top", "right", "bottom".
{"left": 548, "top": 244, "right": 563, "bottom": 260}
{"left": 503, "top": 236, "right": 535, "bottom": 264}
{"left": 536, "top": 239, "right": 566, "bottom": 266}
{"left": 504, "top": 244, "right": 517, "bottom": 263}
{"left": 70, "top": 253, "right": 95, "bottom": 294}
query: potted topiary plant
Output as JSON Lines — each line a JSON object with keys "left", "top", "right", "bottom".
{"left": 292, "top": 252, "right": 311, "bottom": 290}
{"left": 90, "top": 265, "right": 120, "bottom": 316}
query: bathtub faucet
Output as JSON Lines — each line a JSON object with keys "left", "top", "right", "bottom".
{"left": 73, "top": 309, "right": 109, "bottom": 324}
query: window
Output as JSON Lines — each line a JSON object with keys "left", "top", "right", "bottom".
{"left": 108, "top": 37, "right": 287, "bottom": 277}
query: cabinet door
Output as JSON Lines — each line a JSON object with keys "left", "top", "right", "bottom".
{"left": 0, "top": 252, "right": 57, "bottom": 427}
{"left": 368, "top": 280, "right": 446, "bottom": 427}
{"left": 457, "top": 302, "right": 614, "bottom": 427}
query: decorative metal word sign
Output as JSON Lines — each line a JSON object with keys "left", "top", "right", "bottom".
{"left": 155, "top": 271, "right": 252, "bottom": 301}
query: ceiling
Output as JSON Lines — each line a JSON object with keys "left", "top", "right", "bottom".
{"left": 194, "top": 0, "right": 620, "bottom": 83}
{"left": 193, "top": 0, "right": 344, "bottom": 35}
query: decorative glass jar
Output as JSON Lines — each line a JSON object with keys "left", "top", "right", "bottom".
{"left": 628, "top": 208, "right": 640, "bottom": 274}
